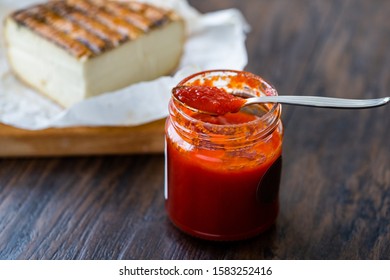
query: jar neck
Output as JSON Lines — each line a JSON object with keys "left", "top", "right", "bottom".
{"left": 168, "top": 99, "right": 282, "bottom": 149}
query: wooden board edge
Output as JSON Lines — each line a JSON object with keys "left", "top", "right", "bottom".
{"left": 0, "top": 119, "right": 166, "bottom": 157}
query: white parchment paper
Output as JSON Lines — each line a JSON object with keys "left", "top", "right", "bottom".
{"left": 0, "top": 0, "right": 249, "bottom": 130}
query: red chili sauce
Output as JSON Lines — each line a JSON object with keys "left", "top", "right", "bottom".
{"left": 166, "top": 135, "right": 282, "bottom": 240}
{"left": 166, "top": 75, "right": 282, "bottom": 240}
{"left": 172, "top": 86, "right": 246, "bottom": 115}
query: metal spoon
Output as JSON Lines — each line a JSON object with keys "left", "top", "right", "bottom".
{"left": 242, "top": 95, "right": 390, "bottom": 109}
{"left": 172, "top": 85, "right": 390, "bottom": 115}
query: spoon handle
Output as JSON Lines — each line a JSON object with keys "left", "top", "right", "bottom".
{"left": 245, "top": 96, "right": 390, "bottom": 109}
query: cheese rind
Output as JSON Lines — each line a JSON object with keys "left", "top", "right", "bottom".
{"left": 4, "top": 1, "right": 185, "bottom": 107}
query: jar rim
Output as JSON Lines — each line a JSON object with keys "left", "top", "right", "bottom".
{"left": 174, "top": 69, "right": 281, "bottom": 129}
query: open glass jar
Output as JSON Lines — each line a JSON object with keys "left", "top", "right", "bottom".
{"left": 165, "top": 70, "right": 283, "bottom": 241}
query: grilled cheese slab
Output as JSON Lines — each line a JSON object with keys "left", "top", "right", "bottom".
{"left": 4, "top": 0, "right": 185, "bottom": 107}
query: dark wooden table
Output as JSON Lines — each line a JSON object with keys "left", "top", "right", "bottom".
{"left": 1, "top": 0, "right": 389, "bottom": 260}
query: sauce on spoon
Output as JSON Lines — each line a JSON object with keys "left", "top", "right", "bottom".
{"left": 172, "top": 85, "right": 246, "bottom": 115}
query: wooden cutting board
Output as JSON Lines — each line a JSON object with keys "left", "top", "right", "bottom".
{"left": 0, "top": 119, "right": 166, "bottom": 157}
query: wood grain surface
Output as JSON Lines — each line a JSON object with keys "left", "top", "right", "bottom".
{"left": 0, "top": 0, "right": 389, "bottom": 259}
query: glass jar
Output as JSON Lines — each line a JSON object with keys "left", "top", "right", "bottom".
{"left": 165, "top": 70, "right": 283, "bottom": 241}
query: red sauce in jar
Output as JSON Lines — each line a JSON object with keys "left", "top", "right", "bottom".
{"left": 172, "top": 86, "right": 246, "bottom": 115}
{"left": 166, "top": 115, "right": 282, "bottom": 240}
{"left": 165, "top": 70, "right": 283, "bottom": 241}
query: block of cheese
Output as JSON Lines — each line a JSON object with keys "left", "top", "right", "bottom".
{"left": 4, "top": 0, "right": 185, "bottom": 107}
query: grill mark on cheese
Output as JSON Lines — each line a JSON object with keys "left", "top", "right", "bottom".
{"left": 50, "top": 1, "right": 125, "bottom": 47}
{"left": 118, "top": 1, "right": 171, "bottom": 28}
{"left": 12, "top": 8, "right": 93, "bottom": 58}
{"left": 35, "top": 5, "right": 107, "bottom": 55}
{"left": 64, "top": 12, "right": 125, "bottom": 46}
{"left": 89, "top": 0, "right": 152, "bottom": 32}
{"left": 118, "top": 0, "right": 170, "bottom": 23}
{"left": 143, "top": 5, "right": 170, "bottom": 27}
{"left": 124, "top": 1, "right": 145, "bottom": 12}
{"left": 66, "top": 0, "right": 142, "bottom": 40}
{"left": 9, "top": 0, "right": 178, "bottom": 59}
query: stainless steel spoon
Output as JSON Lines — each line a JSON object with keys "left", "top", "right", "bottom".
{"left": 242, "top": 95, "right": 390, "bottom": 109}
{"left": 172, "top": 85, "right": 390, "bottom": 115}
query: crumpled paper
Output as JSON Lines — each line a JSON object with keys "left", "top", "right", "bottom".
{"left": 0, "top": 0, "right": 249, "bottom": 130}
